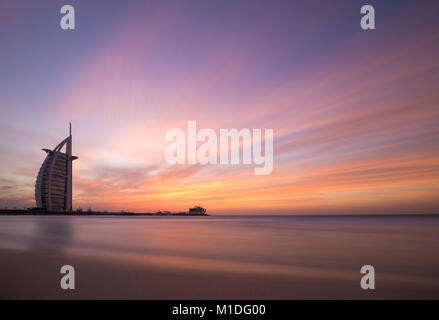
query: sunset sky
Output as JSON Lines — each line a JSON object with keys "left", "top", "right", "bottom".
{"left": 1, "top": 0, "right": 438, "bottom": 214}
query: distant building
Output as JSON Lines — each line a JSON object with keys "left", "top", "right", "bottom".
{"left": 35, "top": 124, "right": 78, "bottom": 211}
{"left": 189, "top": 206, "right": 206, "bottom": 215}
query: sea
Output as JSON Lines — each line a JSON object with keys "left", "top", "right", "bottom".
{"left": 0, "top": 215, "right": 438, "bottom": 299}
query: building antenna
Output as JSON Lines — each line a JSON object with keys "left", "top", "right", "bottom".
{"left": 69, "top": 122, "right": 72, "bottom": 136}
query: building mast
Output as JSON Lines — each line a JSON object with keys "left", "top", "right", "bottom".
{"left": 66, "top": 122, "right": 73, "bottom": 211}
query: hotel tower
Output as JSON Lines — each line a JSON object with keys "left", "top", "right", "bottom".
{"left": 35, "top": 124, "right": 78, "bottom": 211}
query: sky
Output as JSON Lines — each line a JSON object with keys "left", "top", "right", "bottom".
{"left": 0, "top": 0, "right": 438, "bottom": 214}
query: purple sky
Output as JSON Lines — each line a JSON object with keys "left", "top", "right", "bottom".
{"left": 1, "top": 0, "right": 439, "bottom": 214}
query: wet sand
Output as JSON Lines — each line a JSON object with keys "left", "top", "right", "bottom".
{"left": 2, "top": 249, "right": 438, "bottom": 299}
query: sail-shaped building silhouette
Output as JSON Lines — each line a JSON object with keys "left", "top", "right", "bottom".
{"left": 35, "top": 124, "right": 78, "bottom": 211}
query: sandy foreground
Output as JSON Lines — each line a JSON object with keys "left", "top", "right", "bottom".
{"left": 1, "top": 248, "right": 438, "bottom": 300}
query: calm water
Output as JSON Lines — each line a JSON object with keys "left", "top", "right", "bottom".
{"left": 1, "top": 215, "right": 439, "bottom": 299}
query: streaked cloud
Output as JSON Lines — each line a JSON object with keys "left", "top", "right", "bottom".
{"left": 1, "top": 0, "right": 439, "bottom": 214}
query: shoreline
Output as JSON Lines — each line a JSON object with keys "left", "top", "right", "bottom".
{"left": 1, "top": 209, "right": 439, "bottom": 218}
{"left": 0, "top": 209, "right": 209, "bottom": 217}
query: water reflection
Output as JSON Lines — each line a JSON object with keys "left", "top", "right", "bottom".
{"left": 0, "top": 216, "right": 73, "bottom": 253}
{"left": 1, "top": 215, "right": 439, "bottom": 296}
{"left": 32, "top": 217, "right": 73, "bottom": 253}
